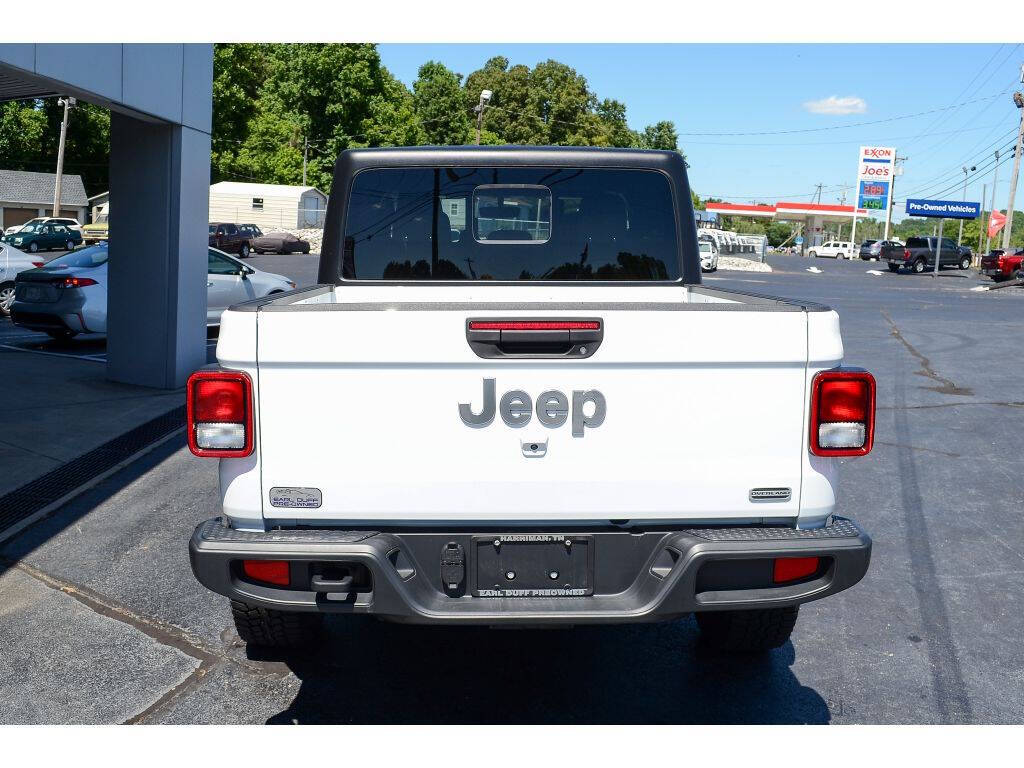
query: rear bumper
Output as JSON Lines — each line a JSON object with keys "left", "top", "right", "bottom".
{"left": 190, "top": 516, "right": 871, "bottom": 625}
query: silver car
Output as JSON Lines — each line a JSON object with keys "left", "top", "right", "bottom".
{"left": 11, "top": 244, "right": 296, "bottom": 339}
{"left": 0, "top": 242, "right": 46, "bottom": 316}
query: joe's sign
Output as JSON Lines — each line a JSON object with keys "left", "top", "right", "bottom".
{"left": 856, "top": 146, "right": 896, "bottom": 211}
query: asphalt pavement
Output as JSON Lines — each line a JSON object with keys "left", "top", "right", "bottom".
{"left": 2, "top": 253, "right": 1023, "bottom": 724}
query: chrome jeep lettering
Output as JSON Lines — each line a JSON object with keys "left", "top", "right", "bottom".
{"left": 458, "top": 379, "right": 605, "bottom": 436}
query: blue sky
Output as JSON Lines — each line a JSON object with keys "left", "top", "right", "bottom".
{"left": 378, "top": 44, "right": 1024, "bottom": 221}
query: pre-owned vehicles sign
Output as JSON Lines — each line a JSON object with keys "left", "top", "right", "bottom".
{"left": 904, "top": 199, "right": 981, "bottom": 219}
{"left": 856, "top": 146, "right": 895, "bottom": 212}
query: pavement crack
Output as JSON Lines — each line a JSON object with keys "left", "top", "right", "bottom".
{"left": 874, "top": 440, "right": 961, "bottom": 458}
{"left": 878, "top": 401, "right": 1024, "bottom": 411}
{"left": 8, "top": 559, "right": 218, "bottom": 663}
{"left": 881, "top": 309, "right": 973, "bottom": 396}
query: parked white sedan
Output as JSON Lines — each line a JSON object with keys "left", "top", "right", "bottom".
{"left": 10, "top": 244, "right": 295, "bottom": 338}
{"left": 698, "top": 240, "right": 719, "bottom": 272}
{"left": 0, "top": 242, "right": 46, "bottom": 316}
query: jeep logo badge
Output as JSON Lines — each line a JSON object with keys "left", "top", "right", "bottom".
{"left": 459, "top": 378, "right": 605, "bottom": 437}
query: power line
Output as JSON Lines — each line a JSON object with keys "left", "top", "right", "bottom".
{"left": 896, "top": 147, "right": 1016, "bottom": 203}
{"left": 678, "top": 122, "right": 1005, "bottom": 147}
{"left": 671, "top": 92, "right": 1009, "bottom": 137}
{"left": 900, "top": 44, "right": 1016, "bottom": 152}
{"left": 899, "top": 128, "right": 1019, "bottom": 198}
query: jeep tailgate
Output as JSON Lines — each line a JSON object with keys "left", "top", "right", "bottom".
{"left": 251, "top": 292, "right": 818, "bottom": 524}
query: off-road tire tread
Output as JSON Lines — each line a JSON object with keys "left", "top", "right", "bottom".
{"left": 230, "top": 600, "right": 323, "bottom": 648}
{"left": 696, "top": 606, "right": 799, "bottom": 652}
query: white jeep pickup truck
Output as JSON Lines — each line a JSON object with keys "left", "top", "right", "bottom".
{"left": 188, "top": 147, "right": 874, "bottom": 653}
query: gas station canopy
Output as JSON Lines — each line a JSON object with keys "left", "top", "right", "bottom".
{"left": 705, "top": 201, "right": 869, "bottom": 225}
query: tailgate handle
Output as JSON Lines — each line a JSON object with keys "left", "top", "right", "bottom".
{"left": 466, "top": 318, "right": 603, "bottom": 359}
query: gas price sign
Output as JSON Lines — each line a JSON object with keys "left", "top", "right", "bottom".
{"left": 855, "top": 146, "right": 895, "bottom": 212}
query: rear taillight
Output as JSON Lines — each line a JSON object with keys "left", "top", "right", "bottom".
{"left": 809, "top": 369, "right": 875, "bottom": 457}
{"left": 186, "top": 369, "right": 253, "bottom": 457}
{"left": 54, "top": 277, "right": 97, "bottom": 288}
{"left": 903, "top": 248, "right": 911, "bottom": 260}
{"left": 31, "top": 260, "right": 44, "bottom": 267}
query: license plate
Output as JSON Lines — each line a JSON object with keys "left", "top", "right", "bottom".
{"left": 985, "top": 269, "right": 1000, "bottom": 275}
{"left": 21, "top": 287, "right": 43, "bottom": 301}
{"left": 473, "top": 534, "right": 593, "bottom": 597}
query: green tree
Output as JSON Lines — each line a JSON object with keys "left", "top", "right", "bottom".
{"left": 358, "top": 71, "right": 425, "bottom": 148}
{"left": 640, "top": 120, "right": 679, "bottom": 151}
{"left": 412, "top": 61, "right": 470, "bottom": 145}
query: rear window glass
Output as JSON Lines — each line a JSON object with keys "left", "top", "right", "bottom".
{"left": 906, "top": 237, "right": 928, "bottom": 248}
{"left": 343, "top": 167, "right": 679, "bottom": 281}
{"left": 45, "top": 244, "right": 108, "bottom": 268}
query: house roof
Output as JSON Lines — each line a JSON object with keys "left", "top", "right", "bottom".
{"left": 0, "top": 169, "right": 88, "bottom": 207}
{"left": 209, "top": 181, "right": 326, "bottom": 199}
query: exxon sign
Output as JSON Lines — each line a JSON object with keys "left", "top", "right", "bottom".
{"left": 856, "top": 146, "right": 895, "bottom": 212}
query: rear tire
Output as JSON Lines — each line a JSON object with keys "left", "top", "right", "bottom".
{"left": 913, "top": 258, "right": 926, "bottom": 273}
{"left": 0, "top": 281, "right": 15, "bottom": 316}
{"left": 696, "top": 606, "right": 799, "bottom": 652}
{"left": 959, "top": 255, "right": 971, "bottom": 270}
{"left": 230, "top": 600, "right": 323, "bottom": 649}
{"left": 240, "top": 243, "right": 250, "bottom": 258}
{"left": 808, "top": 251, "right": 817, "bottom": 258}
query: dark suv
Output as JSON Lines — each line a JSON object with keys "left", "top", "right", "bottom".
{"left": 859, "top": 240, "right": 903, "bottom": 261}
{"left": 887, "top": 236, "right": 972, "bottom": 273}
{"left": 208, "top": 223, "right": 251, "bottom": 258}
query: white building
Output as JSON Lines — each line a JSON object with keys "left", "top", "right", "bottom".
{"left": 208, "top": 181, "right": 328, "bottom": 230}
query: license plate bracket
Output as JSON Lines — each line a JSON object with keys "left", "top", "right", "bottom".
{"left": 473, "top": 534, "right": 593, "bottom": 597}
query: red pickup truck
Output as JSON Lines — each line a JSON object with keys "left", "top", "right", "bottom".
{"left": 980, "top": 249, "right": 1024, "bottom": 282}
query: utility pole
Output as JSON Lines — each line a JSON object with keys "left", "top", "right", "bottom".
{"left": 884, "top": 155, "right": 907, "bottom": 241}
{"left": 836, "top": 187, "right": 848, "bottom": 240}
{"left": 977, "top": 183, "right": 987, "bottom": 264}
{"left": 474, "top": 89, "right": 492, "bottom": 145}
{"left": 958, "top": 165, "right": 976, "bottom": 246}
{"left": 1000, "top": 88, "right": 1024, "bottom": 250}
{"left": 985, "top": 150, "right": 1001, "bottom": 257}
{"left": 302, "top": 137, "right": 308, "bottom": 187}
{"left": 52, "top": 96, "right": 76, "bottom": 217}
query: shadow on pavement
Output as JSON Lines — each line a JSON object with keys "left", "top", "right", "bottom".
{"left": 258, "top": 616, "right": 829, "bottom": 724}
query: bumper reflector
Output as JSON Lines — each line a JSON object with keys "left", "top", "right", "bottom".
{"left": 242, "top": 560, "right": 290, "bottom": 586}
{"left": 773, "top": 556, "right": 820, "bottom": 584}
{"left": 817, "top": 421, "right": 866, "bottom": 449}
{"left": 195, "top": 422, "right": 246, "bottom": 450}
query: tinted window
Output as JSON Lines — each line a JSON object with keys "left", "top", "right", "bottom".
{"left": 209, "top": 224, "right": 217, "bottom": 234}
{"left": 225, "top": 224, "right": 238, "bottom": 235}
{"left": 906, "top": 237, "right": 928, "bottom": 248}
{"left": 45, "top": 244, "right": 108, "bottom": 268}
{"left": 343, "top": 167, "right": 680, "bottom": 281}
{"left": 941, "top": 238, "right": 956, "bottom": 250}
{"left": 208, "top": 249, "right": 240, "bottom": 275}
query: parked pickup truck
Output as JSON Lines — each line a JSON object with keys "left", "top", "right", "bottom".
{"left": 887, "top": 236, "right": 973, "bottom": 273}
{"left": 980, "top": 249, "right": 1024, "bottom": 281}
{"left": 188, "top": 147, "right": 874, "bottom": 653}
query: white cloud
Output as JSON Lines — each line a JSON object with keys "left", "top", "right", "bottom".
{"left": 803, "top": 95, "right": 867, "bottom": 115}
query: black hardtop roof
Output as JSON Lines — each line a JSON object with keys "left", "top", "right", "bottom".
{"left": 336, "top": 145, "right": 684, "bottom": 171}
